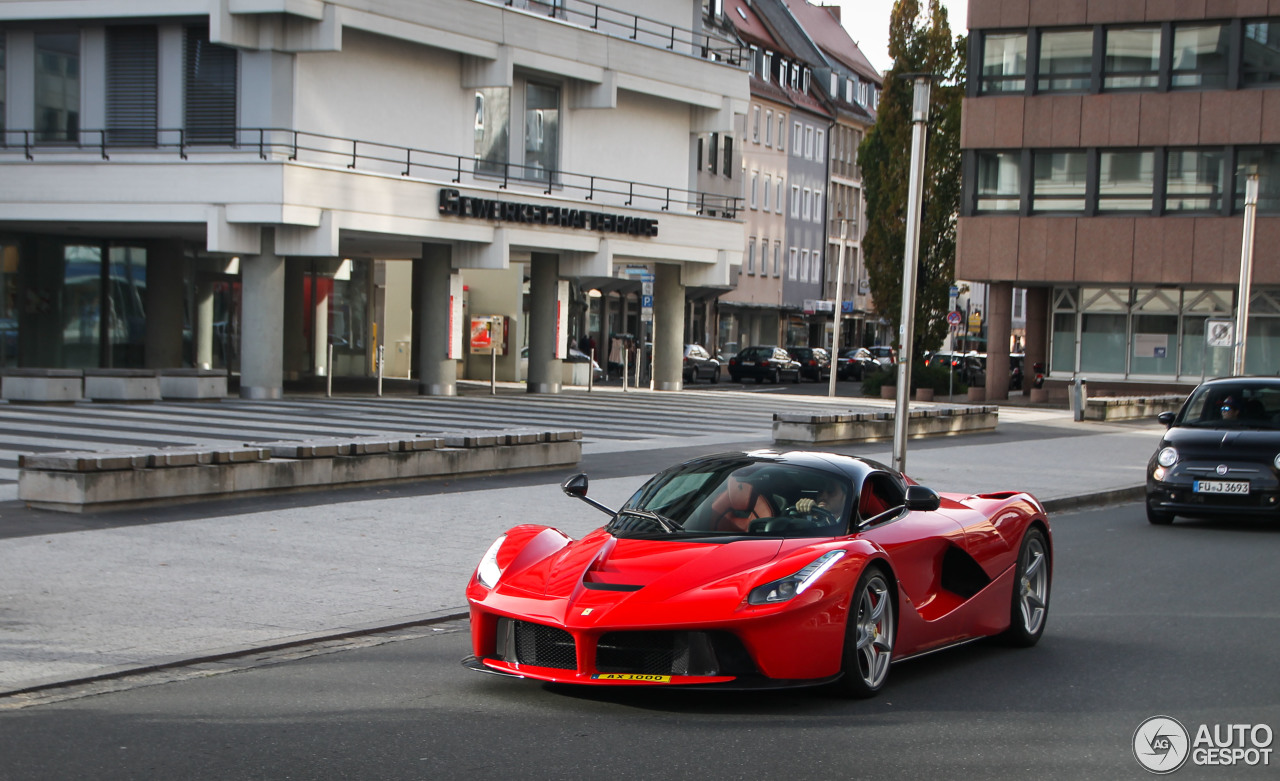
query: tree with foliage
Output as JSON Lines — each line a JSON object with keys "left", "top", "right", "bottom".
{"left": 859, "top": 0, "right": 964, "bottom": 363}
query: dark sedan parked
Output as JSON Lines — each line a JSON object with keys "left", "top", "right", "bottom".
{"left": 1146, "top": 377, "right": 1280, "bottom": 524}
{"left": 787, "top": 346, "right": 831, "bottom": 381}
{"left": 727, "top": 346, "right": 801, "bottom": 384}
{"left": 682, "top": 344, "right": 721, "bottom": 384}
{"left": 837, "top": 348, "right": 880, "bottom": 380}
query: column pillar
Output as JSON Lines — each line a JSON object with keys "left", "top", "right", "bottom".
{"left": 985, "top": 281, "right": 1013, "bottom": 402}
{"left": 196, "top": 278, "right": 214, "bottom": 370}
{"left": 1024, "top": 287, "right": 1050, "bottom": 395}
{"left": 283, "top": 260, "right": 305, "bottom": 381}
{"left": 653, "top": 263, "right": 685, "bottom": 391}
{"left": 313, "top": 270, "right": 329, "bottom": 377}
{"left": 144, "top": 240, "right": 185, "bottom": 368}
{"left": 415, "top": 244, "right": 458, "bottom": 396}
{"left": 527, "top": 253, "right": 561, "bottom": 394}
{"left": 240, "top": 230, "right": 285, "bottom": 399}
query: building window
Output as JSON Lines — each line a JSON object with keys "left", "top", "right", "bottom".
{"left": 791, "top": 184, "right": 801, "bottom": 217}
{"left": 696, "top": 136, "right": 703, "bottom": 171}
{"left": 524, "top": 82, "right": 559, "bottom": 182}
{"left": 815, "top": 129, "right": 825, "bottom": 163}
{"left": 761, "top": 238, "right": 770, "bottom": 277}
{"left": 777, "top": 114, "right": 785, "bottom": 151}
{"left": 106, "top": 26, "right": 158, "bottom": 146}
{"left": 980, "top": 31, "right": 1027, "bottom": 94}
{"left": 1235, "top": 147, "right": 1280, "bottom": 212}
{"left": 830, "top": 71, "right": 838, "bottom": 97}
{"left": 763, "top": 51, "right": 772, "bottom": 83}
{"left": 811, "top": 247, "right": 821, "bottom": 284}
{"left": 804, "top": 126, "right": 814, "bottom": 159}
{"left": 1104, "top": 27, "right": 1161, "bottom": 90}
{"left": 1171, "top": 23, "right": 1229, "bottom": 90}
{"left": 788, "top": 247, "right": 798, "bottom": 279}
{"left": 747, "top": 237, "right": 756, "bottom": 275}
{"left": 474, "top": 87, "right": 510, "bottom": 176}
{"left": 976, "top": 151, "right": 1021, "bottom": 212}
{"left": 184, "top": 26, "right": 237, "bottom": 145}
{"left": 750, "top": 171, "right": 759, "bottom": 209}
{"left": 764, "top": 110, "right": 773, "bottom": 146}
{"left": 814, "top": 191, "right": 823, "bottom": 223}
{"left": 1032, "top": 151, "right": 1087, "bottom": 212}
{"left": 709, "top": 133, "right": 719, "bottom": 175}
{"left": 793, "top": 122, "right": 802, "bottom": 155}
{"left": 774, "top": 241, "right": 782, "bottom": 276}
{"left": 1097, "top": 149, "right": 1155, "bottom": 212}
{"left": 1165, "top": 149, "right": 1225, "bottom": 212}
{"left": 802, "top": 187, "right": 811, "bottom": 220}
{"left": 1038, "top": 29, "right": 1093, "bottom": 92}
{"left": 800, "top": 249, "right": 810, "bottom": 282}
{"left": 845, "top": 78, "right": 854, "bottom": 103}
{"left": 35, "top": 32, "right": 80, "bottom": 143}
{"left": 762, "top": 174, "right": 772, "bottom": 211}
{"left": 1243, "top": 20, "right": 1280, "bottom": 86}
{"left": 723, "top": 137, "right": 733, "bottom": 178}
{"left": 752, "top": 105, "right": 761, "bottom": 143}
{"left": 776, "top": 178, "right": 784, "bottom": 213}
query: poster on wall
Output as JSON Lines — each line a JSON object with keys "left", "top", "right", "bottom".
{"left": 1133, "top": 333, "right": 1170, "bottom": 358}
{"left": 448, "top": 274, "right": 464, "bottom": 360}
{"left": 555, "top": 279, "right": 569, "bottom": 360}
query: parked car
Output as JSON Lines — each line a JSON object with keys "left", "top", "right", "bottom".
{"left": 786, "top": 346, "right": 831, "bottom": 382}
{"left": 1146, "top": 377, "right": 1280, "bottom": 525}
{"left": 464, "top": 450, "right": 1052, "bottom": 697}
{"left": 519, "top": 346, "right": 605, "bottom": 382}
{"left": 1010, "top": 353, "right": 1025, "bottom": 390}
{"left": 957, "top": 352, "right": 1025, "bottom": 390}
{"left": 727, "top": 346, "right": 801, "bottom": 384}
{"left": 837, "top": 348, "right": 879, "bottom": 380}
{"left": 868, "top": 345, "right": 896, "bottom": 368}
{"left": 924, "top": 350, "right": 962, "bottom": 373}
{"left": 682, "top": 344, "right": 721, "bottom": 384}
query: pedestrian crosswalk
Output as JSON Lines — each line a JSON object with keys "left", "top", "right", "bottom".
{"left": 0, "top": 385, "right": 899, "bottom": 489}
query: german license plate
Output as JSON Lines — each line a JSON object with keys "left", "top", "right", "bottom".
{"left": 592, "top": 673, "right": 671, "bottom": 682}
{"left": 741, "top": 361, "right": 755, "bottom": 366}
{"left": 1193, "top": 480, "right": 1250, "bottom": 494}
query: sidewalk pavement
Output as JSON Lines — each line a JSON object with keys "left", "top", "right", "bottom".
{"left": 0, "top": 400, "right": 1163, "bottom": 699}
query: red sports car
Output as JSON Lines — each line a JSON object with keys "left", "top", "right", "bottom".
{"left": 463, "top": 450, "right": 1051, "bottom": 697}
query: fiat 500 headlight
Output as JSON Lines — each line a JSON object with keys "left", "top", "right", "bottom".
{"left": 748, "top": 550, "right": 845, "bottom": 605}
{"left": 1157, "top": 447, "right": 1178, "bottom": 468}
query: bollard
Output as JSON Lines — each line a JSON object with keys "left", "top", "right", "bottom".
{"left": 377, "top": 344, "right": 385, "bottom": 397}
{"left": 1072, "top": 376, "right": 1088, "bottom": 421}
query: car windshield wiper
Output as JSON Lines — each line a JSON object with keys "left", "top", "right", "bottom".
{"left": 614, "top": 508, "right": 682, "bottom": 534}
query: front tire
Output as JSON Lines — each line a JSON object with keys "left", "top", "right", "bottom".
{"left": 1003, "top": 527, "right": 1050, "bottom": 647}
{"left": 1146, "top": 498, "right": 1175, "bottom": 525}
{"left": 833, "top": 567, "right": 895, "bottom": 698}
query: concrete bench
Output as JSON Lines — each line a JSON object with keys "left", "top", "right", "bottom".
{"left": 1082, "top": 394, "right": 1186, "bottom": 422}
{"left": 159, "top": 368, "right": 228, "bottom": 400}
{"left": 773, "top": 405, "right": 999, "bottom": 445}
{"left": 17, "top": 428, "right": 583, "bottom": 513}
{"left": 83, "top": 369, "right": 161, "bottom": 402}
{"left": 1, "top": 368, "right": 84, "bottom": 403}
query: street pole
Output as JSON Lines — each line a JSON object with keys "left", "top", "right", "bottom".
{"left": 892, "top": 75, "right": 932, "bottom": 474}
{"left": 828, "top": 219, "right": 848, "bottom": 398}
{"left": 1234, "top": 172, "right": 1259, "bottom": 376}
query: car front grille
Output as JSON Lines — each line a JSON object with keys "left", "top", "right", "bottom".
{"left": 595, "top": 630, "right": 756, "bottom": 677}
{"left": 495, "top": 618, "right": 577, "bottom": 670}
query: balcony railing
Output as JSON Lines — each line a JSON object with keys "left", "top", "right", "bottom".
{"left": 487, "top": 0, "right": 747, "bottom": 66}
{"left": 0, "top": 127, "right": 742, "bottom": 219}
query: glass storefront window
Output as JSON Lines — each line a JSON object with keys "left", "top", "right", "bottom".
{"left": 1242, "top": 20, "right": 1280, "bottom": 86}
{"left": 1104, "top": 27, "right": 1160, "bottom": 90}
{"left": 1181, "top": 316, "right": 1234, "bottom": 379}
{"left": 108, "top": 247, "right": 147, "bottom": 367}
{"left": 981, "top": 32, "right": 1027, "bottom": 94}
{"left": 1080, "top": 313, "right": 1128, "bottom": 373}
{"left": 35, "top": 33, "right": 80, "bottom": 143}
{"left": 1097, "top": 150, "right": 1154, "bottom": 212}
{"left": 0, "top": 241, "right": 16, "bottom": 367}
{"left": 1165, "top": 149, "right": 1225, "bottom": 212}
{"left": 1051, "top": 311, "right": 1077, "bottom": 374}
{"left": 61, "top": 245, "right": 102, "bottom": 367}
{"left": 976, "top": 151, "right": 1021, "bottom": 212}
{"left": 474, "top": 87, "right": 510, "bottom": 177}
{"left": 1245, "top": 316, "right": 1280, "bottom": 375}
{"left": 1235, "top": 148, "right": 1280, "bottom": 212}
{"left": 1131, "top": 315, "right": 1177, "bottom": 375}
{"left": 1171, "top": 24, "right": 1229, "bottom": 89}
{"left": 1038, "top": 29, "right": 1093, "bottom": 92}
{"left": 329, "top": 259, "right": 369, "bottom": 376}
{"left": 524, "top": 82, "right": 559, "bottom": 182}
{"left": 1032, "top": 151, "right": 1087, "bottom": 212}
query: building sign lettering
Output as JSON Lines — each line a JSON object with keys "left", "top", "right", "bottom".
{"left": 438, "top": 188, "right": 658, "bottom": 237}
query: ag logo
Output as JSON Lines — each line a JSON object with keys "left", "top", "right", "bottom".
{"left": 1134, "top": 716, "right": 1190, "bottom": 774}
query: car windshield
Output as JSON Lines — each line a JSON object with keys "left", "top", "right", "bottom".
{"left": 1177, "top": 383, "right": 1280, "bottom": 429}
{"left": 614, "top": 459, "right": 853, "bottom": 539}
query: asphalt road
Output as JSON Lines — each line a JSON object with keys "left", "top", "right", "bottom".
{"left": 2, "top": 501, "right": 1277, "bottom": 780}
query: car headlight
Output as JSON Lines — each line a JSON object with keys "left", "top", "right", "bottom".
{"left": 1274, "top": 453, "right": 1280, "bottom": 470}
{"left": 1157, "top": 447, "right": 1178, "bottom": 467}
{"left": 748, "top": 550, "right": 845, "bottom": 605}
{"left": 476, "top": 535, "right": 506, "bottom": 589}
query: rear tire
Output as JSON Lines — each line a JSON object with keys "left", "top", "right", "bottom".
{"left": 1002, "top": 527, "right": 1050, "bottom": 647}
{"left": 832, "top": 566, "right": 894, "bottom": 698}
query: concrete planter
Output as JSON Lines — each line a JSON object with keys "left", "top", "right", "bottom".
{"left": 967, "top": 387, "right": 986, "bottom": 402}
{"left": 1029, "top": 388, "right": 1050, "bottom": 403}
{"left": 914, "top": 388, "right": 934, "bottom": 402}
{"left": 880, "top": 385, "right": 897, "bottom": 399}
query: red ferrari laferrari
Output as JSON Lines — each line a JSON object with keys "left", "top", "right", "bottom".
{"left": 463, "top": 450, "right": 1051, "bottom": 697}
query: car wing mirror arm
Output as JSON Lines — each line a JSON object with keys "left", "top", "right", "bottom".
{"left": 561, "top": 472, "right": 617, "bottom": 517}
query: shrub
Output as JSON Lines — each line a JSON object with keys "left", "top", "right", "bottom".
{"left": 860, "top": 362, "right": 967, "bottom": 397}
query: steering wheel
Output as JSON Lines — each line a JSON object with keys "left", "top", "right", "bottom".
{"left": 785, "top": 504, "right": 837, "bottom": 527}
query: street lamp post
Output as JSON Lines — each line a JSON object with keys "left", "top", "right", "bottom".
{"left": 892, "top": 75, "right": 932, "bottom": 474}
{"left": 1234, "top": 172, "right": 1259, "bottom": 376}
{"left": 828, "top": 219, "right": 848, "bottom": 398}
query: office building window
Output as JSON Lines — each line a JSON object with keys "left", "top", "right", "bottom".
{"left": 106, "top": 26, "right": 158, "bottom": 146}
{"left": 980, "top": 31, "right": 1027, "bottom": 94}
{"left": 1171, "top": 23, "right": 1229, "bottom": 89}
{"left": 1104, "top": 27, "right": 1160, "bottom": 90}
{"left": 35, "top": 32, "right": 80, "bottom": 143}
{"left": 524, "top": 82, "right": 559, "bottom": 182}
{"left": 1038, "top": 29, "right": 1093, "bottom": 92}
{"left": 1235, "top": 147, "right": 1280, "bottom": 212}
{"left": 1032, "top": 151, "right": 1087, "bottom": 212}
{"left": 764, "top": 110, "right": 773, "bottom": 146}
{"left": 976, "top": 151, "right": 1021, "bottom": 212}
{"left": 184, "top": 26, "right": 237, "bottom": 145}
{"left": 1097, "top": 150, "right": 1154, "bottom": 212}
{"left": 474, "top": 87, "right": 510, "bottom": 176}
{"left": 1243, "top": 20, "right": 1280, "bottom": 86}
{"left": 1165, "top": 149, "right": 1225, "bottom": 212}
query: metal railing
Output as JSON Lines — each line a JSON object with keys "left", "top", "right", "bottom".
{"left": 0, "top": 127, "right": 742, "bottom": 218}
{"left": 490, "top": 0, "right": 747, "bottom": 66}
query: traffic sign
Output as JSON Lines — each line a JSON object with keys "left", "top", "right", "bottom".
{"left": 640, "top": 294, "right": 654, "bottom": 309}
{"left": 946, "top": 311, "right": 962, "bottom": 325}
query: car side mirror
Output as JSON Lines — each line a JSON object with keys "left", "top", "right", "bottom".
{"left": 904, "top": 485, "right": 941, "bottom": 512}
{"left": 560, "top": 472, "right": 617, "bottom": 517}
{"left": 1157, "top": 411, "right": 1176, "bottom": 427}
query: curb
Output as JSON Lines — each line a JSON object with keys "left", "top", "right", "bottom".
{"left": 1041, "top": 485, "right": 1145, "bottom": 513}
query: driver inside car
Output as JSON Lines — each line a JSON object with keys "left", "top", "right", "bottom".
{"left": 793, "top": 481, "right": 848, "bottom": 519}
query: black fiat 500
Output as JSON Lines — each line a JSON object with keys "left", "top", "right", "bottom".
{"left": 1146, "top": 377, "right": 1280, "bottom": 524}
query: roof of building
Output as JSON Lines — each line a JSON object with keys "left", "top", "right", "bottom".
{"left": 784, "top": 0, "right": 883, "bottom": 84}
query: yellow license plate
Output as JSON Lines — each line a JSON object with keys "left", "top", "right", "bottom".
{"left": 592, "top": 673, "right": 671, "bottom": 682}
